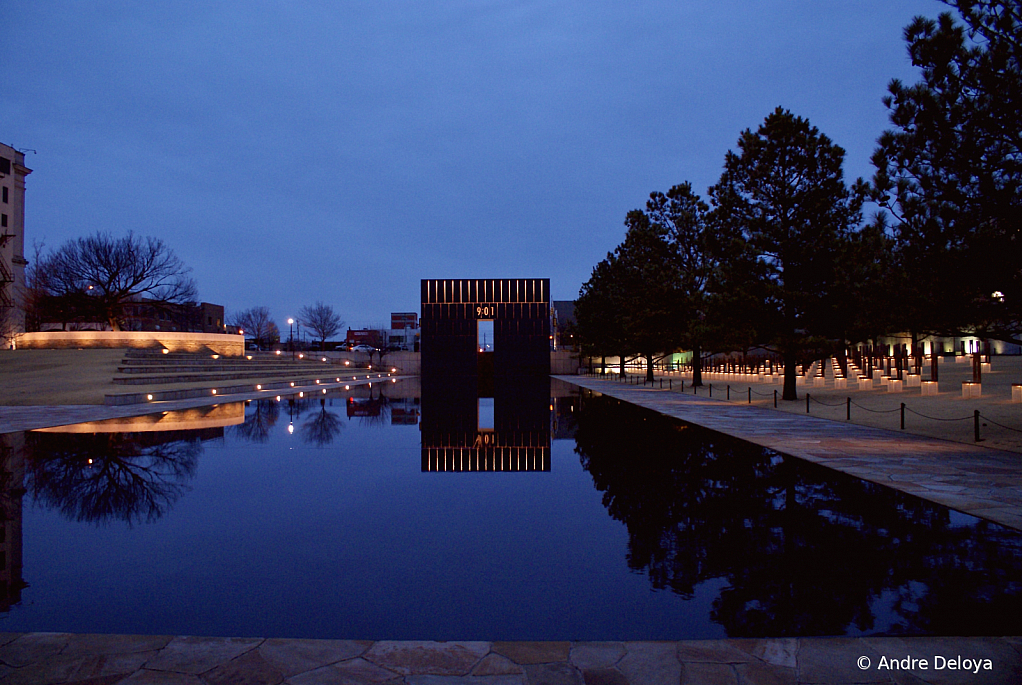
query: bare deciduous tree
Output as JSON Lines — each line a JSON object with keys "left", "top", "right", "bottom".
{"left": 33, "top": 232, "right": 197, "bottom": 331}
{"left": 229, "top": 306, "right": 280, "bottom": 350}
{"left": 298, "top": 301, "right": 343, "bottom": 351}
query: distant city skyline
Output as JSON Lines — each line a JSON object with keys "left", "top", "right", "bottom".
{"left": 5, "top": 1, "right": 939, "bottom": 327}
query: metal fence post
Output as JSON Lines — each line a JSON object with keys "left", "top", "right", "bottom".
{"left": 975, "top": 410, "right": 981, "bottom": 442}
{"left": 806, "top": 394, "right": 810, "bottom": 413}
{"left": 774, "top": 389, "right": 777, "bottom": 408}
{"left": 846, "top": 397, "right": 851, "bottom": 421}
{"left": 900, "top": 402, "right": 905, "bottom": 430}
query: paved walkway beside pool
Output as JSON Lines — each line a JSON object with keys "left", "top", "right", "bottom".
{"left": 556, "top": 376, "right": 1022, "bottom": 531}
{"left": 0, "top": 633, "right": 1018, "bottom": 684}
{"left": 0, "top": 376, "right": 416, "bottom": 435}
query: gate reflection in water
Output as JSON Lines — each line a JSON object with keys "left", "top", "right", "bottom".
{"left": 420, "top": 375, "right": 550, "bottom": 472}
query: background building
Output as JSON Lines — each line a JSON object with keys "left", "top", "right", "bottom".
{"left": 40, "top": 300, "right": 224, "bottom": 334}
{"left": 551, "top": 300, "right": 575, "bottom": 350}
{"left": 0, "top": 142, "right": 31, "bottom": 344}
{"left": 389, "top": 312, "right": 418, "bottom": 350}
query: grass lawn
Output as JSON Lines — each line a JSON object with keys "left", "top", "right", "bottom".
{"left": 0, "top": 348, "right": 124, "bottom": 405}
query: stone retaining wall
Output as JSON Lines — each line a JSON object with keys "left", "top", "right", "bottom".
{"left": 17, "top": 331, "right": 244, "bottom": 356}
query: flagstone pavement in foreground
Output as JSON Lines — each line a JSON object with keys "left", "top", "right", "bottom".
{"left": 0, "top": 633, "right": 1019, "bottom": 684}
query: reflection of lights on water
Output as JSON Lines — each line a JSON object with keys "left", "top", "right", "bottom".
{"left": 288, "top": 423, "right": 294, "bottom": 434}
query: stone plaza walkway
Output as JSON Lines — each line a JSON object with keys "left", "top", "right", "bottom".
{"left": 555, "top": 376, "right": 1022, "bottom": 531}
{"left": 0, "top": 633, "right": 1018, "bottom": 684}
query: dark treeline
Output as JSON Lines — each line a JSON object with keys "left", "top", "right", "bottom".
{"left": 575, "top": 1, "right": 1022, "bottom": 401}
{"left": 573, "top": 392, "right": 1022, "bottom": 636}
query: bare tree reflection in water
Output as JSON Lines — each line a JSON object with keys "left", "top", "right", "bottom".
{"left": 573, "top": 392, "right": 1022, "bottom": 637}
{"left": 300, "top": 399, "right": 344, "bottom": 447}
{"left": 25, "top": 432, "right": 202, "bottom": 526}
{"left": 229, "top": 400, "right": 281, "bottom": 443}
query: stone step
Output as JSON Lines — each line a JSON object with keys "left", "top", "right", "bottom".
{"left": 117, "top": 362, "right": 330, "bottom": 374}
{"left": 112, "top": 367, "right": 379, "bottom": 386}
{"left": 105, "top": 373, "right": 399, "bottom": 405}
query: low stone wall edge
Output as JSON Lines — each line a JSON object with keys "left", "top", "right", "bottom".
{"left": 17, "top": 331, "right": 244, "bottom": 356}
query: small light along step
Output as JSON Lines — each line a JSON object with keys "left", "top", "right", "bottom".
{"left": 113, "top": 348, "right": 378, "bottom": 386}
{"left": 105, "top": 372, "right": 404, "bottom": 405}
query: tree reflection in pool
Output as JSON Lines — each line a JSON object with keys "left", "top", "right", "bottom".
{"left": 25, "top": 430, "right": 202, "bottom": 527}
{"left": 573, "top": 391, "right": 1022, "bottom": 637}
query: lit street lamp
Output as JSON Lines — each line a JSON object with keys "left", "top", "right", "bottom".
{"left": 288, "top": 318, "right": 295, "bottom": 360}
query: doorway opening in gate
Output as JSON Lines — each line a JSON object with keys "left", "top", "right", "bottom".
{"left": 478, "top": 319, "right": 494, "bottom": 395}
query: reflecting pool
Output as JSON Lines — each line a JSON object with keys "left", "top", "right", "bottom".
{"left": 0, "top": 380, "right": 1019, "bottom": 640}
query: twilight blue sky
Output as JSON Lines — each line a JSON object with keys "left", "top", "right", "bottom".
{"left": 4, "top": 1, "right": 939, "bottom": 328}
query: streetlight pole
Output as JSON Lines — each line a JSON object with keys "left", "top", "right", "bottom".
{"left": 288, "top": 318, "right": 294, "bottom": 360}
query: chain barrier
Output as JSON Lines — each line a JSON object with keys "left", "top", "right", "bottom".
{"left": 981, "top": 415, "right": 1022, "bottom": 434}
{"left": 902, "top": 406, "right": 974, "bottom": 422}
{"left": 848, "top": 399, "right": 902, "bottom": 414}
{"left": 807, "top": 395, "right": 847, "bottom": 407}
{"left": 583, "top": 372, "right": 1020, "bottom": 442}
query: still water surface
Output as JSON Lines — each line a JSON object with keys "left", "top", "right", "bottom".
{"left": 0, "top": 379, "right": 1019, "bottom": 639}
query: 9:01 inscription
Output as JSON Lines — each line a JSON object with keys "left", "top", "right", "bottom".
{"left": 475, "top": 305, "right": 496, "bottom": 317}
